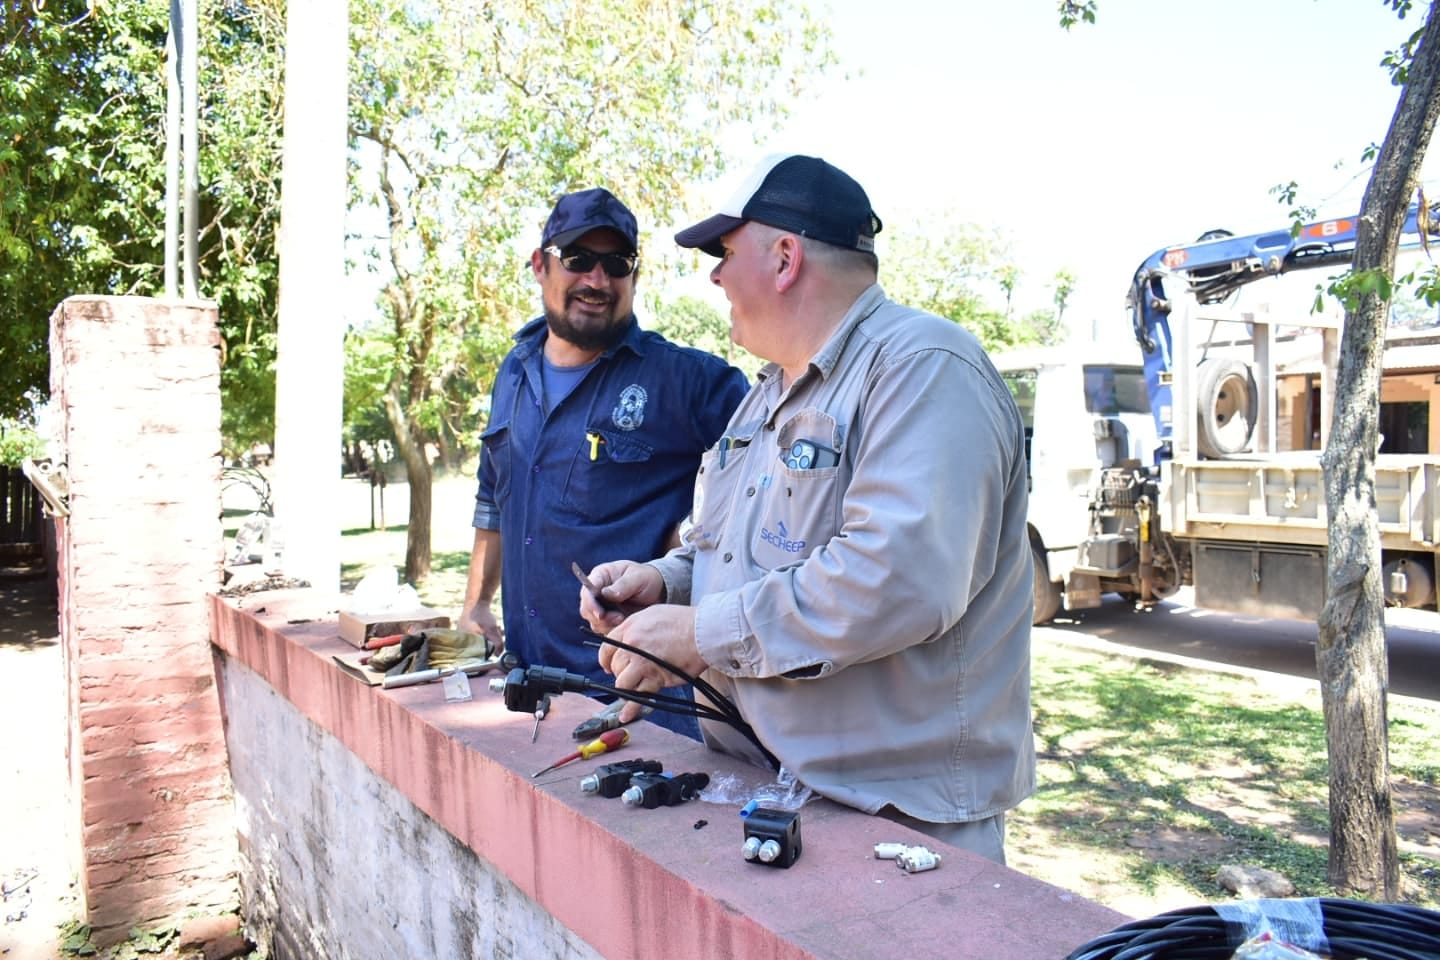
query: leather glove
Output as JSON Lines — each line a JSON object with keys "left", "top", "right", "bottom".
{"left": 419, "top": 628, "right": 493, "bottom": 669}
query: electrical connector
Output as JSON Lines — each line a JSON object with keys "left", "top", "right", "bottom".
{"left": 872, "top": 842, "right": 909, "bottom": 860}
{"left": 873, "top": 841, "right": 942, "bottom": 873}
{"left": 740, "top": 806, "right": 802, "bottom": 868}
{"left": 620, "top": 772, "right": 710, "bottom": 808}
{"left": 579, "top": 759, "right": 663, "bottom": 798}
{"left": 488, "top": 663, "right": 589, "bottom": 714}
{"left": 895, "top": 845, "right": 942, "bottom": 873}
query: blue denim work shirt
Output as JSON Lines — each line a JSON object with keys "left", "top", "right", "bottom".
{"left": 474, "top": 316, "right": 748, "bottom": 737}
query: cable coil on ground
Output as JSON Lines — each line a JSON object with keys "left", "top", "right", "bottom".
{"left": 1065, "top": 897, "right": 1440, "bottom": 960}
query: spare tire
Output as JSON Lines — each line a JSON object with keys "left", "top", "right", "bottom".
{"left": 1195, "top": 358, "right": 1257, "bottom": 458}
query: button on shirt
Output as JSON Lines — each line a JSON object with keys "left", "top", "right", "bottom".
{"left": 474, "top": 316, "right": 748, "bottom": 736}
{"left": 651, "top": 285, "right": 1036, "bottom": 821}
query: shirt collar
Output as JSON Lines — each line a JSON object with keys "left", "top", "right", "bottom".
{"left": 793, "top": 282, "right": 888, "bottom": 383}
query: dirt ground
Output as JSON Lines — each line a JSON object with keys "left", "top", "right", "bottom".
{"left": 0, "top": 571, "right": 78, "bottom": 960}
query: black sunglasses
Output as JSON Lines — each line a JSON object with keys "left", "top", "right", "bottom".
{"left": 544, "top": 244, "right": 639, "bottom": 279}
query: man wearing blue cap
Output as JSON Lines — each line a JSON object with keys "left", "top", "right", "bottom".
{"left": 460, "top": 187, "right": 749, "bottom": 738}
{"left": 581, "top": 156, "right": 1035, "bottom": 860}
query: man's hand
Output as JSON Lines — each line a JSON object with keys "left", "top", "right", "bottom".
{"left": 457, "top": 601, "right": 505, "bottom": 656}
{"left": 578, "top": 560, "right": 665, "bottom": 631}
{"left": 597, "top": 604, "right": 707, "bottom": 724}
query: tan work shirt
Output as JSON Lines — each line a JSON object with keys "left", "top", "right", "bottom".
{"left": 652, "top": 284, "right": 1036, "bottom": 822}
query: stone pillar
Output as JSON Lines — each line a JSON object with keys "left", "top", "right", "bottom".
{"left": 50, "top": 296, "right": 237, "bottom": 945}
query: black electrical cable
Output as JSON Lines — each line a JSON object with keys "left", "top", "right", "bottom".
{"left": 513, "top": 657, "right": 737, "bottom": 726}
{"left": 578, "top": 678, "right": 736, "bottom": 726}
{"left": 567, "top": 670, "right": 780, "bottom": 771}
{"left": 1065, "top": 898, "right": 1440, "bottom": 960}
{"left": 582, "top": 628, "right": 746, "bottom": 727}
{"left": 581, "top": 627, "right": 781, "bottom": 771}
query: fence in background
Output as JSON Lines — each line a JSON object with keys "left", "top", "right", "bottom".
{"left": 0, "top": 465, "right": 43, "bottom": 558}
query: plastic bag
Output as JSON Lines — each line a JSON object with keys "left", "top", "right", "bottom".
{"left": 700, "top": 767, "right": 813, "bottom": 811}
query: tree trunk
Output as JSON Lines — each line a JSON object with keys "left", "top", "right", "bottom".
{"left": 381, "top": 385, "right": 433, "bottom": 583}
{"left": 1317, "top": 0, "right": 1440, "bottom": 900}
{"left": 436, "top": 426, "right": 461, "bottom": 474}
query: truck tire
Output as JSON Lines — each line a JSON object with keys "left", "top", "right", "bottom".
{"left": 1032, "top": 540, "right": 1062, "bottom": 625}
{"left": 1195, "top": 358, "right": 1257, "bottom": 458}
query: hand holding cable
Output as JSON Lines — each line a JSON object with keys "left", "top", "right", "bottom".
{"left": 593, "top": 607, "right": 708, "bottom": 725}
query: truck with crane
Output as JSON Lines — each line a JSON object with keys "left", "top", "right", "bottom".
{"left": 1006, "top": 204, "right": 1440, "bottom": 625}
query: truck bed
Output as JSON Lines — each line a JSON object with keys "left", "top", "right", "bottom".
{"left": 1161, "top": 453, "right": 1440, "bottom": 551}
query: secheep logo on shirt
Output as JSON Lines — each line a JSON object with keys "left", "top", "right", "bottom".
{"left": 612, "top": 384, "right": 647, "bottom": 431}
{"left": 759, "top": 519, "right": 806, "bottom": 553}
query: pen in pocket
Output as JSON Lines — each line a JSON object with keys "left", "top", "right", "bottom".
{"left": 717, "top": 435, "right": 750, "bottom": 469}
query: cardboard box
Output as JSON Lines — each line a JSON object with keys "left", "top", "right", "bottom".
{"left": 338, "top": 607, "right": 451, "bottom": 649}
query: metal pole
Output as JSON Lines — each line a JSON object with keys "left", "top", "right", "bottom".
{"left": 163, "top": 9, "right": 179, "bottom": 299}
{"left": 181, "top": 0, "right": 199, "bottom": 300}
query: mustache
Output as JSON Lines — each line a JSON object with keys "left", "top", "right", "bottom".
{"left": 567, "top": 287, "right": 616, "bottom": 305}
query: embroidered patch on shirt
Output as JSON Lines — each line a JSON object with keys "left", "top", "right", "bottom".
{"left": 612, "top": 383, "right": 648, "bottom": 431}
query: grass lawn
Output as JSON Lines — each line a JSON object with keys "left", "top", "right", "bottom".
{"left": 330, "top": 474, "right": 1440, "bottom": 921}
{"left": 1014, "top": 640, "right": 1439, "bottom": 918}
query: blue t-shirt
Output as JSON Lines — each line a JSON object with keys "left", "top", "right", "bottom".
{"left": 474, "top": 316, "right": 749, "bottom": 738}
{"left": 540, "top": 354, "right": 598, "bottom": 413}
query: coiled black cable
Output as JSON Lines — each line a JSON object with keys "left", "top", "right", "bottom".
{"left": 1065, "top": 898, "right": 1440, "bottom": 960}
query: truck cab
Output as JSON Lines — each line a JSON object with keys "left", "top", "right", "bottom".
{"left": 993, "top": 345, "right": 1158, "bottom": 623}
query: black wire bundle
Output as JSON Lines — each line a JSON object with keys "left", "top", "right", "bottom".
{"left": 1065, "top": 898, "right": 1440, "bottom": 960}
{"left": 580, "top": 627, "right": 781, "bottom": 771}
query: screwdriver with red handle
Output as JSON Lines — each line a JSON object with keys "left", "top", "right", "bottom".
{"left": 531, "top": 728, "right": 629, "bottom": 778}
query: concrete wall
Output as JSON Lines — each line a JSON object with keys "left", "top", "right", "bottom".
{"left": 222, "top": 657, "right": 602, "bottom": 960}
{"left": 50, "top": 296, "right": 237, "bottom": 943}
{"left": 211, "top": 589, "right": 1129, "bottom": 960}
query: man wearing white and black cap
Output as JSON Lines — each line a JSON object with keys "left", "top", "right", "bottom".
{"left": 462, "top": 187, "right": 749, "bottom": 738}
{"left": 580, "top": 155, "right": 1035, "bottom": 862}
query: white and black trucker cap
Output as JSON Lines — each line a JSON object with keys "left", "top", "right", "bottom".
{"left": 674, "top": 154, "right": 883, "bottom": 258}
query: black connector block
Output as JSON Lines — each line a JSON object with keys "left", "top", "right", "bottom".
{"left": 580, "top": 759, "right": 664, "bottom": 798}
{"left": 742, "top": 807, "right": 802, "bottom": 868}
{"left": 621, "top": 772, "right": 710, "bottom": 808}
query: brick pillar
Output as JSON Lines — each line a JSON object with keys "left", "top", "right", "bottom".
{"left": 50, "top": 296, "right": 237, "bottom": 944}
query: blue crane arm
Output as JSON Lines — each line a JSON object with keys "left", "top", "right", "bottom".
{"left": 1127, "top": 201, "right": 1438, "bottom": 455}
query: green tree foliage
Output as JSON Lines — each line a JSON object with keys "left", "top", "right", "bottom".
{"left": 0, "top": 2, "right": 285, "bottom": 449}
{"left": 649, "top": 295, "right": 764, "bottom": 378}
{"left": 996, "top": 263, "right": 1021, "bottom": 319}
{"left": 1051, "top": 268, "right": 1076, "bottom": 328}
{"left": 0, "top": 419, "right": 43, "bottom": 467}
{"left": 346, "top": 0, "right": 833, "bottom": 580}
{"left": 1016, "top": 307, "right": 1065, "bottom": 345}
{"left": 880, "top": 219, "right": 1066, "bottom": 352}
{"left": 1058, "top": 0, "right": 1098, "bottom": 29}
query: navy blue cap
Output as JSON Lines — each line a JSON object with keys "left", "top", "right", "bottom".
{"left": 542, "top": 188, "right": 639, "bottom": 252}
{"left": 675, "top": 154, "right": 882, "bottom": 257}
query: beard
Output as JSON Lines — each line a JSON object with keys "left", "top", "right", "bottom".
{"left": 544, "top": 289, "right": 632, "bottom": 352}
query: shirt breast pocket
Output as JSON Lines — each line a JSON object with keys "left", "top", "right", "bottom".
{"left": 561, "top": 429, "right": 655, "bottom": 523}
{"left": 479, "top": 420, "right": 513, "bottom": 504}
{"left": 686, "top": 420, "right": 761, "bottom": 553}
{"left": 754, "top": 410, "right": 845, "bottom": 569}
